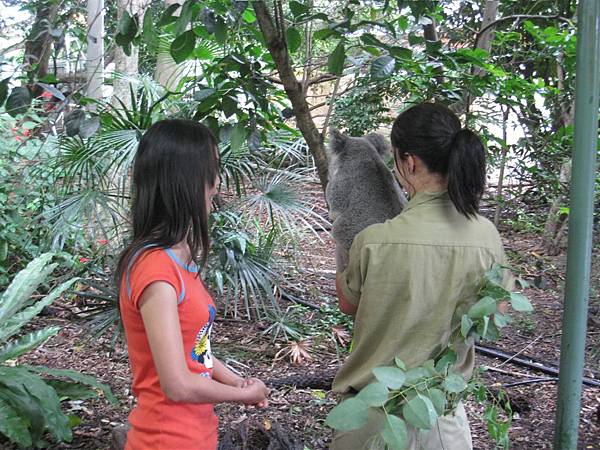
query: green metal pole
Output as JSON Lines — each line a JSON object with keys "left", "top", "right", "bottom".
{"left": 554, "top": 1, "right": 600, "bottom": 448}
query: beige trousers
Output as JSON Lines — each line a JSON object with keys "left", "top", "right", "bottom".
{"left": 331, "top": 402, "right": 472, "bottom": 450}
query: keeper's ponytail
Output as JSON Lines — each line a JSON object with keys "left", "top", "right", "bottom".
{"left": 390, "top": 102, "right": 487, "bottom": 219}
{"left": 447, "top": 129, "right": 486, "bottom": 218}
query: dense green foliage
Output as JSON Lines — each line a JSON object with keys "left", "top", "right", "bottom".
{"left": 0, "top": 253, "right": 115, "bottom": 448}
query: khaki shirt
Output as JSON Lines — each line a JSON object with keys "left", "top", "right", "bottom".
{"left": 333, "top": 191, "right": 507, "bottom": 394}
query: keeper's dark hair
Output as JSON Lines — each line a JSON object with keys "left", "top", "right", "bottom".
{"left": 115, "top": 119, "right": 219, "bottom": 292}
{"left": 391, "top": 102, "right": 486, "bottom": 218}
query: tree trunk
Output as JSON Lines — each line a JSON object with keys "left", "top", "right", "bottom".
{"left": 493, "top": 106, "right": 510, "bottom": 228}
{"left": 252, "top": 1, "right": 329, "bottom": 192}
{"left": 23, "top": 3, "right": 59, "bottom": 88}
{"left": 86, "top": 0, "right": 105, "bottom": 101}
{"left": 113, "top": 0, "right": 149, "bottom": 106}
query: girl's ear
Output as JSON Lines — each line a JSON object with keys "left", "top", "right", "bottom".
{"left": 407, "top": 154, "right": 416, "bottom": 174}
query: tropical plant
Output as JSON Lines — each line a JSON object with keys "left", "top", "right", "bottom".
{"left": 0, "top": 253, "right": 115, "bottom": 448}
{"left": 326, "top": 264, "right": 533, "bottom": 449}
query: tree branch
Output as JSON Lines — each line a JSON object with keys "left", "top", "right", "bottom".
{"left": 253, "top": 1, "right": 329, "bottom": 191}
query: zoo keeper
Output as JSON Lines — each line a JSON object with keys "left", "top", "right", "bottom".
{"left": 331, "top": 103, "right": 510, "bottom": 450}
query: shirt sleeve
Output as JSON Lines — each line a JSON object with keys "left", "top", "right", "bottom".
{"left": 126, "top": 250, "right": 182, "bottom": 310}
{"left": 338, "top": 233, "right": 366, "bottom": 306}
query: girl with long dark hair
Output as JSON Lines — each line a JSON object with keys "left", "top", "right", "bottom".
{"left": 117, "top": 119, "right": 269, "bottom": 450}
{"left": 331, "top": 103, "right": 509, "bottom": 449}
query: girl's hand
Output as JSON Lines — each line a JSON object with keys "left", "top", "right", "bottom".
{"left": 240, "top": 378, "right": 269, "bottom": 407}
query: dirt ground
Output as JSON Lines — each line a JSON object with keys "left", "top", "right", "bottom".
{"left": 10, "top": 182, "right": 600, "bottom": 450}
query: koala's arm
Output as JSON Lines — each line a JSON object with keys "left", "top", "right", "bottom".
{"left": 326, "top": 175, "right": 353, "bottom": 220}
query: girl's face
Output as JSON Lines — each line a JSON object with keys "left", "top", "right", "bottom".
{"left": 205, "top": 175, "right": 219, "bottom": 215}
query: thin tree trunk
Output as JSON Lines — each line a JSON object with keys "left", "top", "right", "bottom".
{"left": 86, "top": 0, "right": 105, "bottom": 101}
{"left": 253, "top": 1, "right": 329, "bottom": 192}
{"left": 493, "top": 106, "right": 510, "bottom": 228}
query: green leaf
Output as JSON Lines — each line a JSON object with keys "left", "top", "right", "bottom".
{"left": 510, "top": 292, "right": 533, "bottom": 312}
{"left": 434, "top": 349, "right": 457, "bottom": 373}
{"left": 286, "top": 27, "right": 302, "bottom": 53}
{"left": 0, "top": 277, "right": 78, "bottom": 343}
{"left": 493, "top": 313, "right": 511, "bottom": 328}
{"left": 214, "top": 18, "right": 228, "bottom": 44}
{"left": 157, "top": 3, "right": 180, "bottom": 26}
{"left": 242, "top": 9, "right": 256, "bottom": 23}
{"left": 194, "top": 88, "right": 216, "bottom": 101}
{"left": 289, "top": 1, "right": 310, "bottom": 18}
{"left": 461, "top": 314, "right": 473, "bottom": 338}
{"left": 356, "top": 381, "right": 388, "bottom": 407}
{"left": 314, "top": 28, "right": 336, "bottom": 40}
{"left": 390, "top": 46, "right": 412, "bottom": 59}
{"left": 442, "top": 372, "right": 467, "bottom": 394}
{"left": 0, "top": 327, "right": 59, "bottom": 362}
{"left": 360, "top": 33, "right": 387, "bottom": 49}
{"left": 174, "top": 0, "right": 195, "bottom": 35}
{"left": 47, "top": 380, "right": 98, "bottom": 401}
{"left": 0, "top": 253, "right": 55, "bottom": 325}
{"left": 371, "top": 55, "right": 395, "bottom": 80}
{"left": 328, "top": 41, "right": 346, "bottom": 76}
{"left": 485, "top": 263, "right": 505, "bottom": 285}
{"left": 381, "top": 414, "right": 408, "bottom": 450}
{"left": 394, "top": 357, "right": 406, "bottom": 370}
{"left": 170, "top": 30, "right": 196, "bottom": 63}
{"left": 0, "top": 366, "right": 71, "bottom": 443}
{"left": 467, "top": 296, "right": 497, "bottom": 319}
{"left": 373, "top": 366, "right": 406, "bottom": 389}
{"left": 404, "top": 366, "right": 430, "bottom": 386}
{"left": 142, "top": 10, "right": 158, "bottom": 49}
{"left": 0, "top": 397, "right": 32, "bottom": 447}
{"left": 230, "top": 122, "right": 247, "bottom": 153}
{"left": 402, "top": 394, "right": 438, "bottom": 430}
{"left": 25, "top": 366, "right": 117, "bottom": 404}
{"left": 117, "top": 11, "right": 137, "bottom": 38}
{"left": 325, "top": 397, "right": 369, "bottom": 431}
{"left": 5, "top": 87, "right": 31, "bottom": 117}
{"left": 428, "top": 388, "right": 447, "bottom": 415}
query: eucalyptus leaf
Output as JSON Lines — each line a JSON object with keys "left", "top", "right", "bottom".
{"left": 428, "top": 388, "right": 447, "bottom": 415}
{"left": 194, "top": 88, "right": 216, "bottom": 101}
{"left": 289, "top": 1, "right": 310, "bottom": 18}
{"left": 230, "top": 122, "right": 247, "bottom": 153}
{"left": 157, "top": 3, "right": 180, "bottom": 27}
{"left": 441, "top": 372, "right": 467, "bottom": 394}
{"left": 402, "top": 394, "right": 437, "bottom": 430}
{"left": 381, "top": 414, "right": 408, "bottom": 450}
{"left": 356, "top": 381, "right": 388, "bottom": 407}
{"left": 325, "top": 397, "right": 369, "bottom": 431}
{"left": 373, "top": 366, "right": 406, "bottom": 389}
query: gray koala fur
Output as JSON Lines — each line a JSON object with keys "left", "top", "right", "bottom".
{"left": 326, "top": 129, "right": 407, "bottom": 272}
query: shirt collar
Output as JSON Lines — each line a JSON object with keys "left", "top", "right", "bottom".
{"left": 402, "top": 190, "right": 450, "bottom": 213}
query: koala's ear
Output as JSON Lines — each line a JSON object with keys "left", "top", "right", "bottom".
{"left": 365, "top": 133, "right": 391, "bottom": 157}
{"left": 329, "top": 129, "right": 348, "bottom": 154}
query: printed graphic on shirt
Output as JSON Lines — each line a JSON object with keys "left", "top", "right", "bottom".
{"left": 191, "top": 304, "right": 216, "bottom": 369}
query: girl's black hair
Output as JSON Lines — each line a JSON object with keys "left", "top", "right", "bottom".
{"left": 116, "top": 119, "right": 219, "bottom": 292}
{"left": 390, "top": 102, "right": 486, "bottom": 218}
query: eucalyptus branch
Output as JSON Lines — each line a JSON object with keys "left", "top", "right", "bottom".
{"left": 474, "top": 14, "right": 572, "bottom": 48}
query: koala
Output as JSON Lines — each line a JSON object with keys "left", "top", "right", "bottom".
{"left": 326, "top": 130, "right": 407, "bottom": 272}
